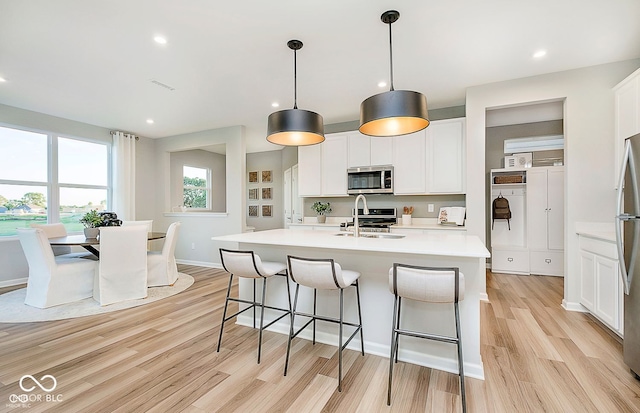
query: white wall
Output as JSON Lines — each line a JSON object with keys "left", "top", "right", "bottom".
{"left": 146, "top": 126, "right": 245, "bottom": 268}
{"left": 465, "top": 59, "right": 640, "bottom": 309}
{"left": 246, "top": 150, "right": 284, "bottom": 231}
{"left": 0, "top": 104, "right": 112, "bottom": 286}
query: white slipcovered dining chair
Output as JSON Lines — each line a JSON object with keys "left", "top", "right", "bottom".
{"left": 30, "top": 222, "right": 94, "bottom": 259}
{"left": 93, "top": 226, "right": 148, "bottom": 306}
{"left": 17, "top": 228, "right": 97, "bottom": 308}
{"left": 147, "top": 222, "right": 181, "bottom": 287}
{"left": 122, "top": 220, "right": 154, "bottom": 250}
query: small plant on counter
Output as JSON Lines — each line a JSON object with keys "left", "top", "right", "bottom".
{"left": 79, "top": 209, "right": 104, "bottom": 228}
{"left": 311, "top": 201, "right": 332, "bottom": 216}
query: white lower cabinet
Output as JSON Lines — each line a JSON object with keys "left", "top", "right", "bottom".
{"left": 578, "top": 235, "right": 623, "bottom": 336}
{"left": 288, "top": 224, "right": 340, "bottom": 232}
{"left": 529, "top": 250, "right": 564, "bottom": 276}
{"left": 491, "top": 247, "right": 530, "bottom": 275}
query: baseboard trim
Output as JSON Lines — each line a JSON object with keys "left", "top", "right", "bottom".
{"left": 236, "top": 314, "right": 484, "bottom": 380}
{"left": 176, "top": 259, "right": 222, "bottom": 269}
{"left": 0, "top": 277, "right": 27, "bottom": 288}
{"left": 562, "top": 299, "right": 588, "bottom": 312}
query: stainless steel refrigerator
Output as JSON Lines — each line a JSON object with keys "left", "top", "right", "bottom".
{"left": 616, "top": 132, "right": 640, "bottom": 379}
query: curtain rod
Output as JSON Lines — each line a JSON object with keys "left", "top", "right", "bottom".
{"left": 109, "top": 130, "right": 140, "bottom": 140}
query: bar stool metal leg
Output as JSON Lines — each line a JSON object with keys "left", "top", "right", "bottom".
{"left": 387, "top": 294, "right": 400, "bottom": 405}
{"left": 455, "top": 301, "right": 467, "bottom": 413}
{"left": 283, "top": 283, "right": 301, "bottom": 376}
{"left": 253, "top": 278, "right": 257, "bottom": 329}
{"left": 216, "top": 273, "right": 234, "bottom": 352}
{"left": 257, "top": 277, "right": 268, "bottom": 364}
{"left": 338, "top": 288, "right": 344, "bottom": 392}
{"left": 355, "top": 280, "right": 365, "bottom": 355}
{"left": 312, "top": 288, "right": 317, "bottom": 345}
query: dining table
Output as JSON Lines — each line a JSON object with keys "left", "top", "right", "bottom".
{"left": 49, "top": 232, "right": 166, "bottom": 258}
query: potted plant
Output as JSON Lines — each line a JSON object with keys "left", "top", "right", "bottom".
{"left": 311, "top": 201, "right": 331, "bottom": 223}
{"left": 79, "top": 209, "right": 104, "bottom": 239}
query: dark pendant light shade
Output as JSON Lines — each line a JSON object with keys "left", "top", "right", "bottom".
{"left": 359, "top": 10, "right": 429, "bottom": 137}
{"left": 266, "top": 40, "right": 325, "bottom": 146}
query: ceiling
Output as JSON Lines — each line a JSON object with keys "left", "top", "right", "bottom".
{"left": 0, "top": 1, "right": 639, "bottom": 153}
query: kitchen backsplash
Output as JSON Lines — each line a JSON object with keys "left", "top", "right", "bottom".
{"left": 302, "top": 194, "right": 465, "bottom": 219}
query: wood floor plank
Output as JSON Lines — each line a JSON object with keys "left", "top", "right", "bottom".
{"left": 1, "top": 266, "right": 640, "bottom": 412}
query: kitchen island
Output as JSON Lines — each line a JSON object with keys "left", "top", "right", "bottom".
{"left": 213, "top": 228, "right": 490, "bottom": 379}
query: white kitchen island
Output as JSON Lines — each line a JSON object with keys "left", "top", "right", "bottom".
{"left": 213, "top": 228, "right": 490, "bottom": 379}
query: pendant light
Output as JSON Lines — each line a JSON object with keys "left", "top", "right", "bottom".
{"left": 359, "top": 10, "right": 429, "bottom": 137}
{"left": 267, "top": 40, "right": 325, "bottom": 146}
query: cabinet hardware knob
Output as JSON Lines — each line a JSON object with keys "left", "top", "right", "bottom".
{"left": 545, "top": 259, "right": 551, "bottom": 263}
{"left": 508, "top": 257, "right": 514, "bottom": 262}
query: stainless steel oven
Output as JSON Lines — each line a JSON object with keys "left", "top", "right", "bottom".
{"left": 347, "top": 165, "right": 393, "bottom": 194}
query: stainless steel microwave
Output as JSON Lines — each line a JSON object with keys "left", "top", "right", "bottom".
{"left": 347, "top": 165, "right": 394, "bottom": 194}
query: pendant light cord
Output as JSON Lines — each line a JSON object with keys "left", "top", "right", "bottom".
{"left": 388, "top": 21, "right": 394, "bottom": 92}
{"left": 293, "top": 48, "right": 298, "bottom": 109}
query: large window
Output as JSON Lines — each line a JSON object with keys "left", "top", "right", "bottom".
{"left": 183, "top": 165, "right": 210, "bottom": 209}
{"left": 0, "top": 125, "right": 110, "bottom": 236}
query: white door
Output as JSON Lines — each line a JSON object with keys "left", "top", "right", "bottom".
{"left": 370, "top": 137, "right": 393, "bottom": 166}
{"left": 292, "top": 164, "right": 302, "bottom": 224}
{"left": 579, "top": 251, "right": 596, "bottom": 312}
{"left": 526, "top": 168, "right": 548, "bottom": 249}
{"left": 547, "top": 168, "right": 564, "bottom": 250}
{"left": 284, "top": 167, "right": 292, "bottom": 227}
{"left": 348, "top": 133, "right": 370, "bottom": 167}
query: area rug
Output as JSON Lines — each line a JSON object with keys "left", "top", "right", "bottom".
{"left": 0, "top": 273, "right": 194, "bottom": 323}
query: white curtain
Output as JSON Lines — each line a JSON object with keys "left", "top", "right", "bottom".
{"left": 112, "top": 131, "right": 136, "bottom": 221}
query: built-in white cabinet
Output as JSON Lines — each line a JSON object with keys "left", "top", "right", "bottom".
{"left": 348, "top": 133, "right": 370, "bottom": 167}
{"left": 298, "top": 118, "right": 465, "bottom": 197}
{"left": 614, "top": 67, "right": 640, "bottom": 188}
{"left": 371, "top": 137, "right": 394, "bottom": 166}
{"left": 490, "top": 166, "right": 564, "bottom": 276}
{"left": 392, "top": 130, "right": 427, "bottom": 194}
{"left": 579, "top": 235, "right": 623, "bottom": 336}
{"left": 284, "top": 165, "right": 302, "bottom": 227}
{"left": 426, "top": 118, "right": 465, "bottom": 193}
{"left": 298, "top": 134, "right": 349, "bottom": 197}
{"left": 288, "top": 223, "right": 341, "bottom": 231}
{"left": 527, "top": 166, "right": 564, "bottom": 276}
{"left": 321, "top": 135, "right": 348, "bottom": 196}
{"left": 298, "top": 144, "right": 322, "bottom": 197}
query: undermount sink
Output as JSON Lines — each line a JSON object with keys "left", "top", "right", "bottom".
{"left": 334, "top": 232, "right": 405, "bottom": 239}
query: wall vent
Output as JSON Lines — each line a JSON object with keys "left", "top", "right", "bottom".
{"left": 150, "top": 79, "right": 176, "bottom": 91}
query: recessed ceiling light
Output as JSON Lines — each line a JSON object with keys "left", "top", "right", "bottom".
{"left": 0, "top": 77, "right": 6, "bottom": 82}
{"left": 271, "top": 102, "right": 279, "bottom": 108}
{"left": 378, "top": 81, "right": 387, "bottom": 88}
{"left": 533, "top": 50, "right": 547, "bottom": 58}
{"left": 146, "top": 119, "right": 154, "bottom": 124}
{"left": 154, "top": 36, "right": 167, "bottom": 44}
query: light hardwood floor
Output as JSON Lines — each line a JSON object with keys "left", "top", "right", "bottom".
{"left": 1, "top": 266, "right": 640, "bottom": 412}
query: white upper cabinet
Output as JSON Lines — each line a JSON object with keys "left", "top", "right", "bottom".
{"left": 426, "top": 118, "right": 465, "bottom": 193}
{"left": 322, "top": 134, "right": 349, "bottom": 196}
{"left": 348, "top": 133, "right": 371, "bottom": 167}
{"left": 393, "top": 130, "right": 427, "bottom": 194}
{"left": 614, "top": 68, "right": 640, "bottom": 188}
{"left": 298, "top": 143, "right": 322, "bottom": 197}
{"left": 297, "top": 118, "right": 466, "bottom": 196}
{"left": 370, "top": 137, "right": 394, "bottom": 166}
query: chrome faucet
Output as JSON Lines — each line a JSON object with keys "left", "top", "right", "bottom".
{"left": 353, "top": 194, "right": 369, "bottom": 238}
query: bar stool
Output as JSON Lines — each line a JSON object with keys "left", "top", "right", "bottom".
{"left": 284, "top": 255, "right": 365, "bottom": 392}
{"left": 217, "top": 248, "right": 292, "bottom": 364}
{"left": 387, "top": 263, "right": 466, "bottom": 413}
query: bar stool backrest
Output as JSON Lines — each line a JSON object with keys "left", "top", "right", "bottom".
{"left": 287, "top": 256, "right": 349, "bottom": 290}
{"left": 220, "top": 249, "right": 268, "bottom": 278}
{"left": 389, "top": 263, "right": 464, "bottom": 303}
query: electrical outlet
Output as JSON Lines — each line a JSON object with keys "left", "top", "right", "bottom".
{"left": 428, "top": 204, "right": 434, "bottom": 212}
{"left": 191, "top": 242, "right": 195, "bottom": 250}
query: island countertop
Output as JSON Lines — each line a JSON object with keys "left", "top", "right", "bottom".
{"left": 213, "top": 228, "right": 490, "bottom": 258}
